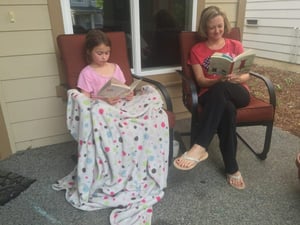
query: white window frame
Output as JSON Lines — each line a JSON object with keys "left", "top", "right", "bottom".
{"left": 60, "top": 0, "right": 198, "bottom": 76}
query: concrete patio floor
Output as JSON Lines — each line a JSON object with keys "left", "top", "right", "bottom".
{"left": 0, "top": 119, "right": 299, "bottom": 225}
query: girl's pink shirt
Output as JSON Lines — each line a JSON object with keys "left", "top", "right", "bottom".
{"left": 77, "top": 64, "right": 126, "bottom": 98}
{"left": 189, "top": 38, "right": 249, "bottom": 96}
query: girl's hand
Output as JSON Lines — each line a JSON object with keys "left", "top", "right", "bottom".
{"left": 106, "top": 96, "right": 121, "bottom": 105}
{"left": 94, "top": 96, "right": 120, "bottom": 105}
{"left": 124, "top": 90, "right": 134, "bottom": 101}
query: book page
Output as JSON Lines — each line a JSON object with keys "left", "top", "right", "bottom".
{"left": 97, "top": 78, "right": 130, "bottom": 98}
{"left": 232, "top": 49, "right": 256, "bottom": 74}
{"left": 208, "top": 53, "right": 233, "bottom": 76}
{"left": 97, "top": 78, "right": 142, "bottom": 98}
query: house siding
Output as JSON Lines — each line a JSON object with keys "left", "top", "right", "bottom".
{"left": 0, "top": 0, "right": 245, "bottom": 157}
{"left": 243, "top": 0, "right": 300, "bottom": 64}
{"left": 0, "top": 0, "right": 72, "bottom": 155}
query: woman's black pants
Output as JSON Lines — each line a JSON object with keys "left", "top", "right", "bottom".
{"left": 195, "top": 81, "right": 250, "bottom": 174}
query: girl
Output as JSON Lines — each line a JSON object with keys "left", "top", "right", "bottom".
{"left": 53, "top": 29, "right": 169, "bottom": 224}
{"left": 77, "top": 29, "right": 134, "bottom": 104}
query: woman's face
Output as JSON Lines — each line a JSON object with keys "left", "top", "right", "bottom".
{"left": 206, "top": 15, "right": 225, "bottom": 41}
{"left": 90, "top": 43, "right": 111, "bottom": 65}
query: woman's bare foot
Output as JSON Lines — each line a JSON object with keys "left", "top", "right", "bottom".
{"left": 173, "top": 144, "right": 208, "bottom": 170}
{"left": 227, "top": 171, "right": 246, "bottom": 190}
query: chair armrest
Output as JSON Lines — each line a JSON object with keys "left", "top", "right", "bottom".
{"left": 249, "top": 71, "right": 276, "bottom": 110}
{"left": 176, "top": 70, "right": 199, "bottom": 116}
{"left": 132, "top": 74, "right": 173, "bottom": 112}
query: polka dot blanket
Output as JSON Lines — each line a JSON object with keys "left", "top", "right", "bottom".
{"left": 52, "top": 85, "right": 170, "bottom": 225}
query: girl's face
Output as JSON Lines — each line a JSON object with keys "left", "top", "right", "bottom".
{"left": 206, "top": 15, "right": 225, "bottom": 41}
{"left": 90, "top": 43, "right": 111, "bottom": 65}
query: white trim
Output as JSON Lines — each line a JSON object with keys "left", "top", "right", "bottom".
{"left": 130, "top": 0, "right": 142, "bottom": 75}
{"left": 60, "top": 0, "right": 74, "bottom": 34}
{"left": 132, "top": 66, "right": 181, "bottom": 76}
{"left": 191, "top": 0, "right": 198, "bottom": 31}
{"left": 59, "top": 0, "right": 196, "bottom": 75}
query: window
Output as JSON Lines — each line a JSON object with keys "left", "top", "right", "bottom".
{"left": 61, "top": 0, "right": 197, "bottom": 76}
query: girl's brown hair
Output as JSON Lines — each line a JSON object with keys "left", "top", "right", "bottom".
{"left": 197, "top": 6, "right": 231, "bottom": 39}
{"left": 85, "top": 29, "right": 112, "bottom": 63}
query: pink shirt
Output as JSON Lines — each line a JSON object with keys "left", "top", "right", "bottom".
{"left": 189, "top": 38, "right": 248, "bottom": 96}
{"left": 77, "top": 64, "right": 126, "bottom": 98}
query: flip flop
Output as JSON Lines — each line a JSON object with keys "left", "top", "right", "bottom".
{"left": 173, "top": 151, "right": 208, "bottom": 171}
{"left": 227, "top": 173, "right": 246, "bottom": 190}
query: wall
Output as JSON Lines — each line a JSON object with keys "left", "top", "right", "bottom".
{"left": 0, "top": 0, "right": 72, "bottom": 155}
{"left": 0, "top": 0, "right": 245, "bottom": 156}
{"left": 243, "top": 0, "right": 300, "bottom": 65}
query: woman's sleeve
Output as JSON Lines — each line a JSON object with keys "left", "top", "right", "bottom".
{"left": 235, "top": 40, "right": 244, "bottom": 55}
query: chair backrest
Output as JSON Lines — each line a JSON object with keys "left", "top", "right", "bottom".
{"left": 57, "top": 31, "right": 133, "bottom": 89}
{"left": 179, "top": 27, "right": 241, "bottom": 83}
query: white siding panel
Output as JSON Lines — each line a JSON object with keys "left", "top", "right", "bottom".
{"left": 7, "top": 97, "right": 66, "bottom": 123}
{"left": 15, "top": 134, "right": 73, "bottom": 153}
{"left": 245, "top": 18, "right": 300, "bottom": 28}
{"left": 246, "top": 10, "right": 300, "bottom": 19}
{"left": 0, "top": 6, "right": 51, "bottom": 31}
{"left": 244, "top": 0, "right": 300, "bottom": 64}
{"left": 243, "top": 40, "right": 296, "bottom": 54}
{"left": 247, "top": 1, "right": 300, "bottom": 10}
{"left": 254, "top": 49, "right": 300, "bottom": 64}
{"left": 243, "top": 26, "right": 296, "bottom": 36}
{"left": 2, "top": 76, "right": 59, "bottom": 102}
{"left": 0, "top": 30, "right": 54, "bottom": 56}
{"left": 0, "top": 54, "right": 59, "bottom": 80}
{"left": 12, "top": 116, "right": 68, "bottom": 143}
{"left": 243, "top": 33, "right": 296, "bottom": 45}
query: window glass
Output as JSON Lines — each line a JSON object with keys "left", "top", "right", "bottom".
{"left": 139, "top": 0, "right": 189, "bottom": 68}
{"left": 69, "top": 0, "right": 192, "bottom": 71}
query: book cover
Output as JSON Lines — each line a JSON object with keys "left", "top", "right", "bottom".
{"left": 97, "top": 78, "right": 142, "bottom": 98}
{"left": 208, "top": 49, "right": 255, "bottom": 76}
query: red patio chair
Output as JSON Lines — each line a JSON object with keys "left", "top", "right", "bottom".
{"left": 178, "top": 28, "right": 276, "bottom": 160}
{"left": 56, "top": 31, "right": 176, "bottom": 164}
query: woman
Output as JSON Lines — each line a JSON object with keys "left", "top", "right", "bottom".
{"left": 174, "top": 6, "right": 250, "bottom": 190}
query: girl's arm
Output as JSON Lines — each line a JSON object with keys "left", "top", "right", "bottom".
{"left": 81, "top": 89, "right": 91, "bottom": 98}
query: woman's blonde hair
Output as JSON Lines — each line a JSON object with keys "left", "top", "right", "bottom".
{"left": 197, "top": 6, "right": 231, "bottom": 39}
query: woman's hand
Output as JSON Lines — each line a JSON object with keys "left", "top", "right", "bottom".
{"left": 225, "top": 73, "right": 250, "bottom": 84}
{"left": 225, "top": 74, "right": 241, "bottom": 83}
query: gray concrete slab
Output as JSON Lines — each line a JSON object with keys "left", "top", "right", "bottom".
{"left": 0, "top": 120, "right": 299, "bottom": 225}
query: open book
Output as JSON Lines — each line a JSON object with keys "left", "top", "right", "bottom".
{"left": 208, "top": 49, "right": 255, "bottom": 76}
{"left": 97, "top": 78, "right": 142, "bottom": 98}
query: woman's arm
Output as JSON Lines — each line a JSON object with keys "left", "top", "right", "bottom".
{"left": 192, "top": 64, "right": 224, "bottom": 87}
{"left": 226, "top": 73, "right": 250, "bottom": 84}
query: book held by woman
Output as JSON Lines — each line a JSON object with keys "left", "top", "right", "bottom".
{"left": 208, "top": 49, "right": 256, "bottom": 76}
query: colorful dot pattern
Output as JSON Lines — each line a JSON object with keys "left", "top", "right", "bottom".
{"left": 52, "top": 85, "right": 170, "bottom": 225}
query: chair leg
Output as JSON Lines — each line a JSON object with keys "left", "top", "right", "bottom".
{"left": 237, "top": 122, "right": 273, "bottom": 160}
{"left": 169, "top": 128, "right": 174, "bottom": 166}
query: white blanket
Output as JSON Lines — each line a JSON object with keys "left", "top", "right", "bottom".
{"left": 53, "top": 85, "right": 169, "bottom": 225}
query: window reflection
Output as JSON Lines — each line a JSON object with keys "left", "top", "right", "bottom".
{"left": 69, "top": 0, "right": 189, "bottom": 70}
